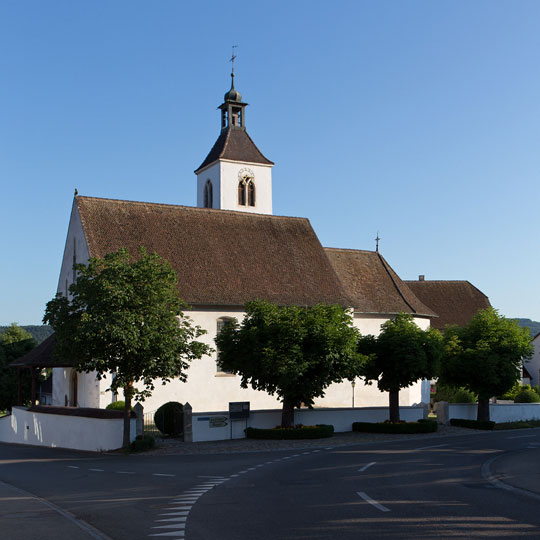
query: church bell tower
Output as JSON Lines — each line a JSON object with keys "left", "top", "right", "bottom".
{"left": 195, "top": 65, "right": 274, "bottom": 214}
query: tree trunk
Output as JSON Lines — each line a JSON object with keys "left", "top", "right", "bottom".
{"left": 389, "top": 388, "right": 400, "bottom": 423}
{"left": 123, "top": 383, "right": 134, "bottom": 449}
{"left": 477, "top": 398, "right": 490, "bottom": 422}
{"left": 281, "top": 397, "right": 295, "bottom": 428}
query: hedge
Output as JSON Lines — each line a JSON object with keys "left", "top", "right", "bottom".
{"left": 130, "top": 434, "right": 156, "bottom": 452}
{"left": 245, "top": 424, "right": 334, "bottom": 440}
{"left": 352, "top": 419, "right": 438, "bottom": 434}
{"left": 449, "top": 418, "right": 495, "bottom": 430}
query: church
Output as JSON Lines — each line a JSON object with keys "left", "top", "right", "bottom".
{"left": 18, "top": 71, "right": 490, "bottom": 414}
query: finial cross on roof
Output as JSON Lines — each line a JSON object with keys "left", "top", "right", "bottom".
{"left": 230, "top": 45, "right": 238, "bottom": 74}
{"left": 375, "top": 231, "right": 380, "bottom": 252}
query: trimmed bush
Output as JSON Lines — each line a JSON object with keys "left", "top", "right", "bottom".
{"left": 352, "top": 420, "right": 437, "bottom": 434}
{"left": 514, "top": 389, "right": 540, "bottom": 403}
{"left": 452, "top": 389, "right": 477, "bottom": 404}
{"left": 154, "top": 401, "right": 184, "bottom": 436}
{"left": 246, "top": 424, "right": 334, "bottom": 440}
{"left": 130, "top": 434, "right": 155, "bottom": 452}
{"left": 106, "top": 401, "right": 127, "bottom": 411}
{"left": 449, "top": 418, "right": 495, "bottom": 430}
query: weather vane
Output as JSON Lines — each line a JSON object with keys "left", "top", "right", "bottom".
{"left": 375, "top": 231, "right": 380, "bottom": 252}
{"left": 230, "top": 45, "right": 238, "bottom": 74}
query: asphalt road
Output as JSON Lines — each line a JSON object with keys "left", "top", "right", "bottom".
{"left": 2, "top": 429, "right": 540, "bottom": 540}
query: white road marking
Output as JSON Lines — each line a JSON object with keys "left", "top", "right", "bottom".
{"left": 68, "top": 466, "right": 80, "bottom": 469}
{"left": 156, "top": 517, "right": 187, "bottom": 523}
{"left": 159, "top": 512, "right": 189, "bottom": 517}
{"left": 152, "top": 523, "right": 186, "bottom": 529}
{"left": 198, "top": 475, "right": 225, "bottom": 478}
{"left": 116, "top": 471, "right": 135, "bottom": 474}
{"left": 357, "top": 491, "right": 390, "bottom": 512}
{"left": 149, "top": 532, "right": 185, "bottom": 537}
{"left": 413, "top": 444, "right": 448, "bottom": 451}
{"left": 167, "top": 506, "right": 192, "bottom": 511}
{"left": 292, "top": 454, "right": 300, "bottom": 457}
{"left": 312, "top": 449, "right": 321, "bottom": 453}
{"left": 89, "top": 468, "right": 104, "bottom": 472}
{"left": 265, "top": 461, "right": 273, "bottom": 464}
{"left": 229, "top": 474, "right": 239, "bottom": 477}
{"left": 153, "top": 473, "right": 175, "bottom": 477}
{"left": 358, "top": 462, "right": 376, "bottom": 472}
{"left": 325, "top": 447, "right": 333, "bottom": 450}
{"left": 247, "top": 467, "right": 256, "bottom": 471}
{"left": 507, "top": 434, "right": 537, "bottom": 439}
{"left": 302, "top": 452, "right": 310, "bottom": 455}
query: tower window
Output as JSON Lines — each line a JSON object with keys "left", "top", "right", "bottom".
{"left": 248, "top": 180, "right": 256, "bottom": 206}
{"left": 204, "top": 180, "right": 213, "bottom": 208}
{"left": 238, "top": 180, "right": 246, "bottom": 206}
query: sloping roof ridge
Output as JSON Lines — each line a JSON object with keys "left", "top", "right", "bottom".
{"left": 324, "top": 247, "right": 376, "bottom": 255}
{"left": 241, "top": 129, "right": 274, "bottom": 165}
{"left": 376, "top": 252, "right": 418, "bottom": 314}
{"left": 404, "top": 279, "right": 489, "bottom": 299}
{"left": 76, "top": 195, "right": 307, "bottom": 222}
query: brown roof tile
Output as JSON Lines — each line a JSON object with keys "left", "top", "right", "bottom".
{"left": 76, "top": 196, "right": 351, "bottom": 308}
{"left": 195, "top": 127, "right": 274, "bottom": 173}
{"left": 324, "top": 248, "right": 437, "bottom": 317}
{"left": 404, "top": 280, "right": 491, "bottom": 330}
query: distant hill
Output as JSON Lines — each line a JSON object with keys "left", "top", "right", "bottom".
{"left": 0, "top": 325, "right": 54, "bottom": 344}
{"left": 516, "top": 319, "right": 540, "bottom": 339}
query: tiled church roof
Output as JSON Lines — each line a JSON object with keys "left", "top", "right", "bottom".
{"left": 76, "top": 196, "right": 350, "bottom": 308}
{"left": 195, "top": 127, "right": 274, "bottom": 173}
{"left": 324, "top": 248, "right": 437, "bottom": 318}
{"left": 404, "top": 279, "right": 491, "bottom": 330}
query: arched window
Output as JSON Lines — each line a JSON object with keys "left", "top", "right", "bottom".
{"left": 238, "top": 180, "right": 246, "bottom": 206}
{"left": 204, "top": 180, "right": 213, "bottom": 208}
{"left": 216, "top": 317, "right": 235, "bottom": 374}
{"left": 247, "top": 180, "right": 256, "bottom": 206}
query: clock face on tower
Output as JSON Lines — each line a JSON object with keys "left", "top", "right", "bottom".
{"left": 238, "top": 167, "right": 255, "bottom": 182}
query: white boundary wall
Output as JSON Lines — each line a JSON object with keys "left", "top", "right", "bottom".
{"left": 191, "top": 406, "right": 427, "bottom": 442}
{"left": 0, "top": 407, "right": 136, "bottom": 452}
{"left": 436, "top": 402, "right": 540, "bottom": 424}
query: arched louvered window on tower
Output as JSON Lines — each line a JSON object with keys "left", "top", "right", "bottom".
{"left": 238, "top": 180, "right": 246, "bottom": 206}
{"left": 204, "top": 180, "right": 213, "bottom": 208}
{"left": 247, "top": 180, "right": 256, "bottom": 206}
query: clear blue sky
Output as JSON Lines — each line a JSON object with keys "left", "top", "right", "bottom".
{"left": 1, "top": 0, "right": 540, "bottom": 325}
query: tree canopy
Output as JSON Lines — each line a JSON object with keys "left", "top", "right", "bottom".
{"left": 439, "top": 307, "right": 532, "bottom": 422}
{"left": 359, "top": 313, "right": 443, "bottom": 422}
{"left": 0, "top": 323, "right": 36, "bottom": 411}
{"left": 44, "top": 247, "right": 211, "bottom": 447}
{"left": 215, "top": 300, "right": 363, "bottom": 427}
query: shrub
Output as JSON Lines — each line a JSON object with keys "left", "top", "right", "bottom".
{"left": 494, "top": 419, "right": 540, "bottom": 430}
{"left": 514, "top": 389, "right": 540, "bottom": 403}
{"left": 451, "top": 389, "right": 477, "bottom": 404}
{"left": 154, "top": 401, "right": 184, "bottom": 436}
{"left": 449, "top": 418, "right": 495, "bottom": 430}
{"left": 352, "top": 420, "right": 437, "bottom": 434}
{"left": 434, "top": 384, "right": 476, "bottom": 403}
{"left": 106, "top": 401, "right": 128, "bottom": 411}
{"left": 246, "top": 424, "right": 334, "bottom": 440}
{"left": 130, "top": 434, "right": 155, "bottom": 452}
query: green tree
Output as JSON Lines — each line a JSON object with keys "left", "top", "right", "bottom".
{"left": 44, "top": 248, "right": 211, "bottom": 448}
{"left": 359, "top": 313, "right": 443, "bottom": 423}
{"left": 215, "top": 300, "right": 363, "bottom": 428}
{"left": 0, "top": 323, "right": 36, "bottom": 410}
{"left": 439, "top": 307, "right": 533, "bottom": 422}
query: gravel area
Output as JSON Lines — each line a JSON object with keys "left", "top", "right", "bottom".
{"left": 145, "top": 424, "right": 488, "bottom": 456}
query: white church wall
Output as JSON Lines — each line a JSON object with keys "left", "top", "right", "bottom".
{"left": 52, "top": 368, "right": 100, "bottom": 408}
{"left": 526, "top": 334, "right": 540, "bottom": 386}
{"left": 56, "top": 200, "right": 89, "bottom": 297}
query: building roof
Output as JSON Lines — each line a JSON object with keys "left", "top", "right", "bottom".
{"left": 324, "top": 248, "right": 437, "bottom": 318}
{"left": 76, "top": 196, "right": 351, "bottom": 308}
{"left": 404, "top": 279, "right": 491, "bottom": 330}
{"left": 9, "top": 334, "right": 74, "bottom": 368}
{"left": 195, "top": 127, "right": 274, "bottom": 173}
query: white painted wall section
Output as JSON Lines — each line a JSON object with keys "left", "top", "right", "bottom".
{"left": 0, "top": 407, "right": 135, "bottom": 451}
